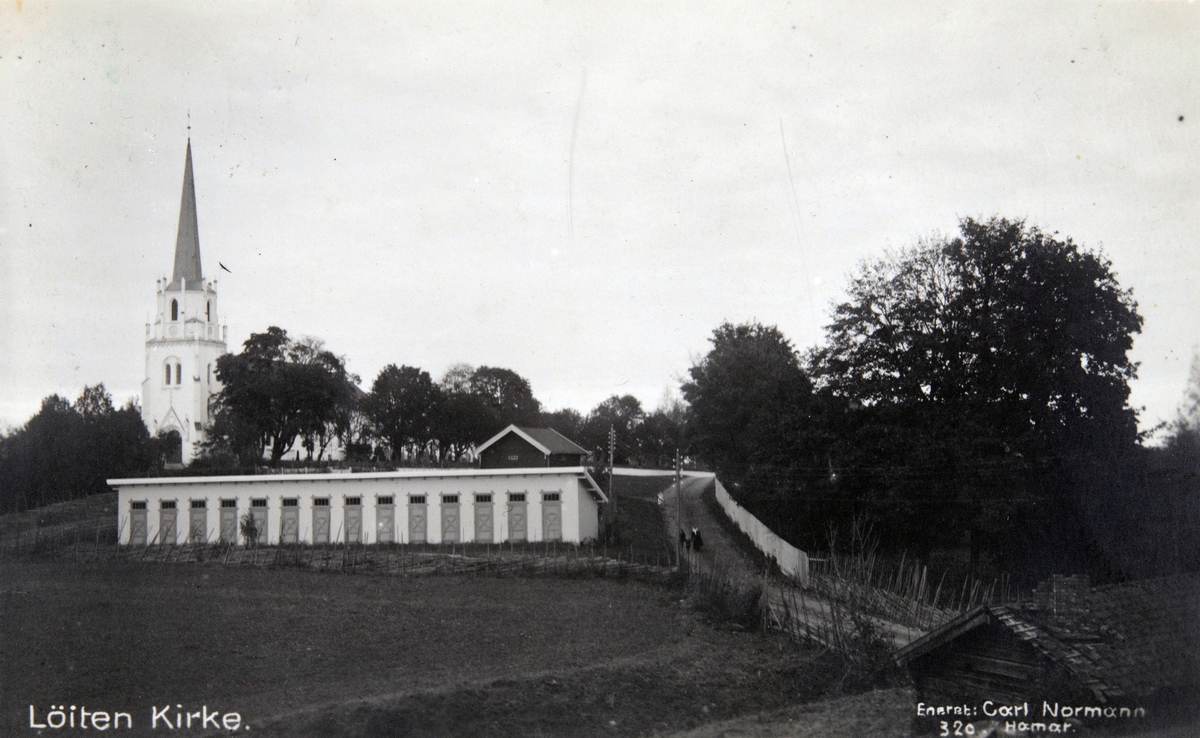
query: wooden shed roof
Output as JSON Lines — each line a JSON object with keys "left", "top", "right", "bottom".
{"left": 476, "top": 425, "right": 587, "bottom": 456}
{"left": 896, "top": 573, "right": 1200, "bottom": 702}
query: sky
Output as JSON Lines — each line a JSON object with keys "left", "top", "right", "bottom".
{"left": 1, "top": 0, "right": 1198, "bottom": 437}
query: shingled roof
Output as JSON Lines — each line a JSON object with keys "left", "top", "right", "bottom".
{"left": 896, "top": 573, "right": 1200, "bottom": 702}
{"left": 475, "top": 425, "right": 588, "bottom": 456}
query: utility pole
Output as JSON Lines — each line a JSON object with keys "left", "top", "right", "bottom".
{"left": 675, "top": 447, "right": 682, "bottom": 567}
{"left": 607, "top": 425, "right": 616, "bottom": 512}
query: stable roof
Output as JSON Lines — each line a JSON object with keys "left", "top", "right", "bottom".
{"left": 475, "top": 425, "right": 588, "bottom": 456}
{"left": 109, "top": 465, "right": 608, "bottom": 502}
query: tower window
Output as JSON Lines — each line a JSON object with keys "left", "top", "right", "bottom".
{"left": 176, "top": 364, "right": 182, "bottom": 385}
{"left": 171, "top": 299, "right": 178, "bottom": 321}
{"left": 165, "top": 363, "right": 172, "bottom": 385}
{"left": 206, "top": 301, "right": 211, "bottom": 320}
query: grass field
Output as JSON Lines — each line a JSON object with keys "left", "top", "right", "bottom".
{"left": 0, "top": 479, "right": 922, "bottom": 737}
{"left": 0, "top": 559, "right": 860, "bottom": 737}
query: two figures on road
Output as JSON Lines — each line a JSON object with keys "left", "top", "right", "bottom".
{"left": 679, "top": 527, "right": 704, "bottom": 552}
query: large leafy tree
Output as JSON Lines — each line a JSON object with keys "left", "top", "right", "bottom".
{"left": 814, "top": 217, "right": 1143, "bottom": 566}
{"left": 210, "top": 327, "right": 357, "bottom": 465}
{"left": 581, "top": 395, "right": 645, "bottom": 466}
{"left": 636, "top": 402, "right": 686, "bottom": 470}
{"left": 681, "top": 322, "right": 818, "bottom": 487}
{"left": 469, "top": 366, "right": 542, "bottom": 432}
{"left": 818, "top": 217, "right": 1141, "bottom": 458}
{"left": 1166, "top": 350, "right": 1200, "bottom": 456}
{"left": 429, "top": 365, "right": 495, "bottom": 464}
{"left": 364, "top": 364, "right": 441, "bottom": 463}
{"left": 539, "top": 408, "right": 585, "bottom": 443}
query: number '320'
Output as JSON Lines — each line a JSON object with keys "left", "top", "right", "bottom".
{"left": 940, "top": 720, "right": 976, "bottom": 736}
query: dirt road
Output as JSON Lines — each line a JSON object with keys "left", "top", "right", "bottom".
{"left": 659, "top": 474, "right": 762, "bottom": 579}
{"left": 653, "top": 473, "right": 927, "bottom": 650}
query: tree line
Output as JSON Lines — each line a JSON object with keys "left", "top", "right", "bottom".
{"left": 3, "top": 214, "right": 1196, "bottom": 586}
{"left": 681, "top": 217, "right": 1200, "bottom": 583}
{"left": 0, "top": 386, "right": 155, "bottom": 513}
{"left": 0, "top": 348, "right": 684, "bottom": 512}
{"left": 199, "top": 325, "right": 684, "bottom": 471}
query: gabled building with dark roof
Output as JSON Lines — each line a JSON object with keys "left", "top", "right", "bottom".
{"left": 895, "top": 573, "right": 1200, "bottom": 715}
{"left": 476, "top": 425, "right": 590, "bottom": 469}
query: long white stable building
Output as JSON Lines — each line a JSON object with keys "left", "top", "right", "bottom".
{"left": 109, "top": 467, "right": 606, "bottom": 546}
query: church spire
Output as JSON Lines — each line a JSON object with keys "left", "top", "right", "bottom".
{"left": 170, "top": 139, "right": 203, "bottom": 289}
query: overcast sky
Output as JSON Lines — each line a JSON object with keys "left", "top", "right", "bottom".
{"left": 2, "top": 1, "right": 1197, "bottom": 436}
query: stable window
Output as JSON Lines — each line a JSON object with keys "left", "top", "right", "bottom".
{"left": 131, "top": 501, "right": 147, "bottom": 510}
{"left": 313, "top": 498, "right": 330, "bottom": 506}
{"left": 282, "top": 498, "right": 298, "bottom": 507}
{"left": 509, "top": 493, "right": 525, "bottom": 502}
{"left": 543, "top": 493, "right": 560, "bottom": 502}
{"left": 220, "top": 499, "right": 236, "bottom": 508}
{"left": 475, "top": 494, "right": 492, "bottom": 503}
{"left": 251, "top": 498, "right": 267, "bottom": 507}
{"left": 161, "top": 500, "right": 176, "bottom": 509}
{"left": 442, "top": 495, "right": 459, "bottom": 504}
{"left": 377, "top": 496, "right": 394, "bottom": 505}
{"left": 410, "top": 495, "right": 426, "bottom": 505}
{"left": 346, "top": 497, "right": 361, "bottom": 506}
{"left": 191, "top": 499, "right": 206, "bottom": 508}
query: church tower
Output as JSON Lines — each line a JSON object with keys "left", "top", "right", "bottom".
{"left": 141, "top": 140, "right": 228, "bottom": 465}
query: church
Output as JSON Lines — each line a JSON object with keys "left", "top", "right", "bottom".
{"left": 114, "top": 140, "right": 608, "bottom": 545}
{"left": 140, "top": 140, "right": 228, "bottom": 464}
